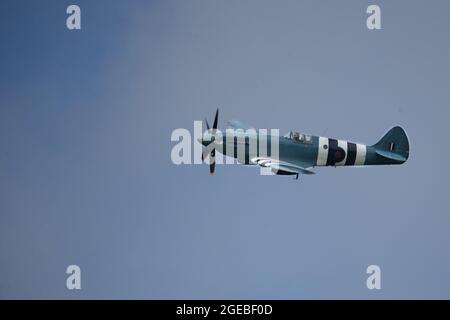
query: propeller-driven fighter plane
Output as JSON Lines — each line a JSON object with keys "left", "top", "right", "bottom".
{"left": 200, "top": 109, "right": 409, "bottom": 179}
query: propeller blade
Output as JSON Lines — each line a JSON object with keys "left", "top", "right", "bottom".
{"left": 212, "top": 108, "right": 219, "bottom": 130}
{"left": 202, "top": 148, "right": 210, "bottom": 162}
{"left": 209, "top": 149, "right": 215, "bottom": 175}
{"left": 203, "top": 108, "right": 219, "bottom": 175}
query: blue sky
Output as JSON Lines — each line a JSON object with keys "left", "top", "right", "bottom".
{"left": 1, "top": 0, "right": 450, "bottom": 299}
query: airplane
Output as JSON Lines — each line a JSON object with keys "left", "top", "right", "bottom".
{"left": 199, "top": 109, "right": 410, "bottom": 179}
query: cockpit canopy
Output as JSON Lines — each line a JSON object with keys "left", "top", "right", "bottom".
{"left": 284, "top": 131, "right": 313, "bottom": 144}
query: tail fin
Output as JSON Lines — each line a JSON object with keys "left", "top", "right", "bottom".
{"left": 371, "top": 126, "right": 410, "bottom": 162}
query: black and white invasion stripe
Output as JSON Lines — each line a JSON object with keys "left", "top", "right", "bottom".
{"left": 317, "top": 137, "right": 366, "bottom": 166}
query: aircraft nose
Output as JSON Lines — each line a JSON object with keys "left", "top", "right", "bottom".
{"left": 199, "top": 132, "right": 217, "bottom": 146}
{"left": 198, "top": 137, "right": 212, "bottom": 147}
{"left": 197, "top": 138, "right": 208, "bottom": 146}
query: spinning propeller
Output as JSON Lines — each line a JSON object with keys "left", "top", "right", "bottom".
{"left": 201, "top": 108, "right": 219, "bottom": 175}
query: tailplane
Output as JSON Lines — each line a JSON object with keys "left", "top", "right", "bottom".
{"left": 371, "top": 126, "right": 410, "bottom": 162}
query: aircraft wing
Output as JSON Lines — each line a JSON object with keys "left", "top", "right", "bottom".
{"left": 270, "top": 163, "right": 315, "bottom": 175}
{"left": 251, "top": 157, "right": 315, "bottom": 175}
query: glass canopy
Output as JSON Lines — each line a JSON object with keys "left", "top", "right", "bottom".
{"left": 284, "top": 131, "right": 313, "bottom": 144}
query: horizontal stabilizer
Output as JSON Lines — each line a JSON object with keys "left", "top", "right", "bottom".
{"left": 375, "top": 149, "right": 407, "bottom": 162}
